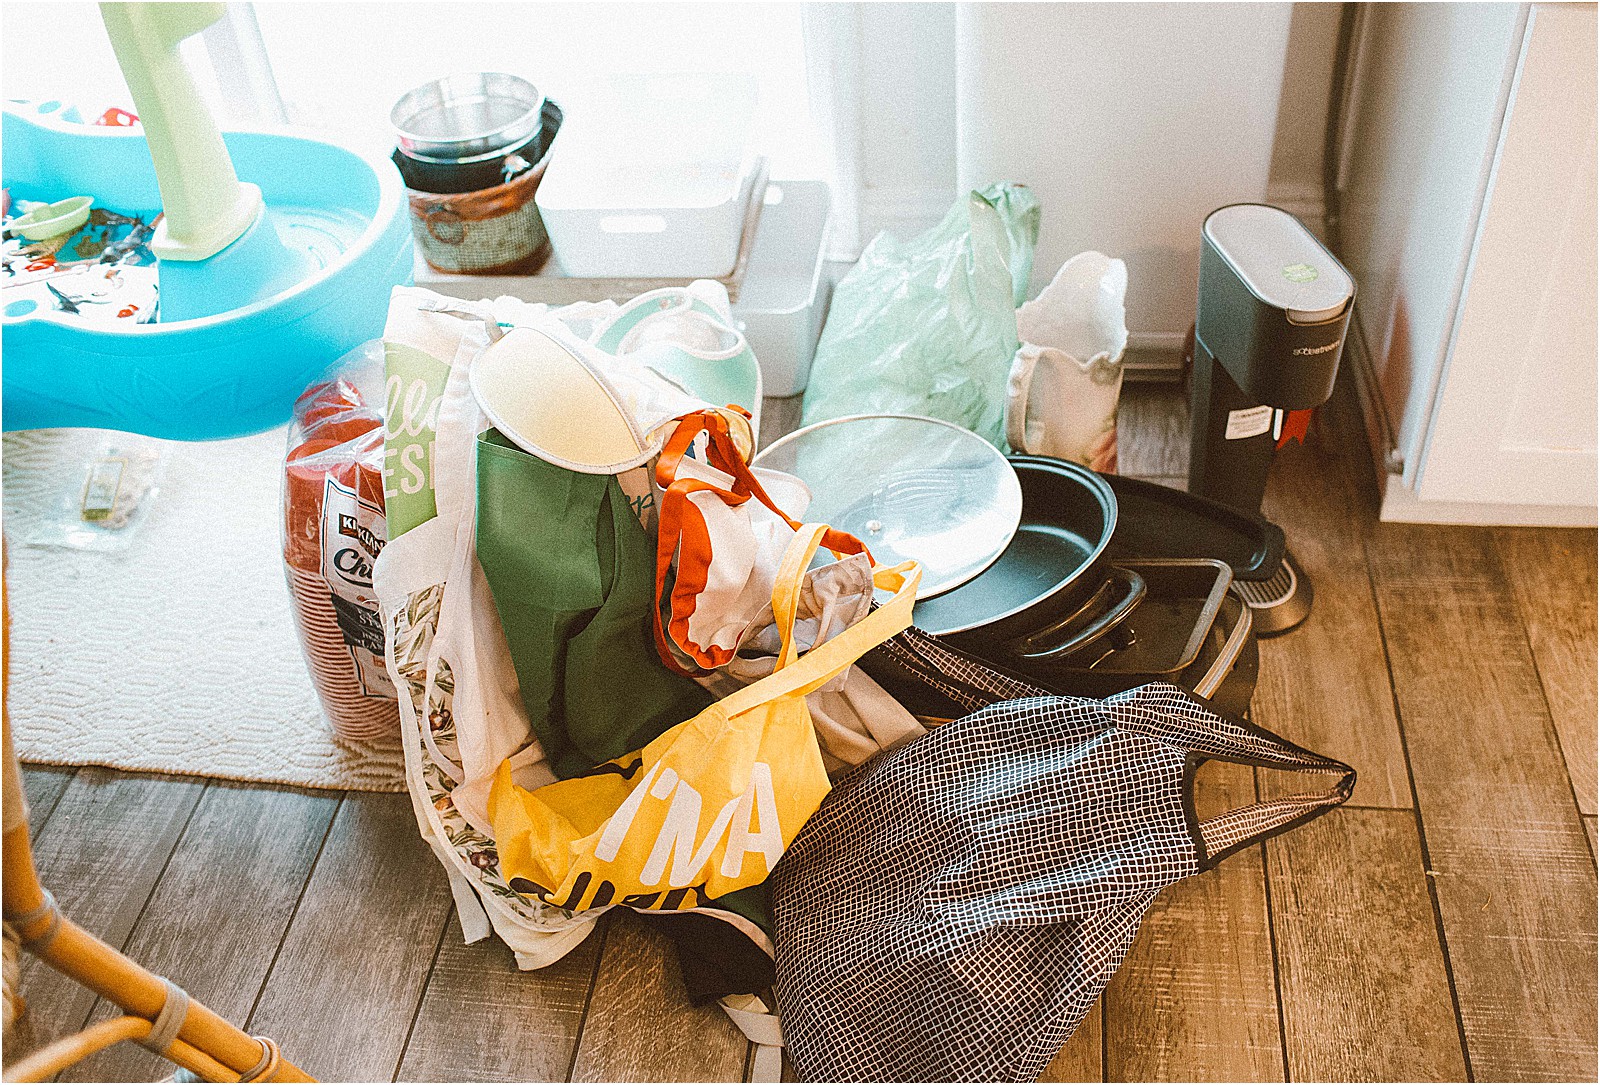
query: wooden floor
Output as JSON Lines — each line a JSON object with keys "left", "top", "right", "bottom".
{"left": 8, "top": 375, "right": 1597, "bottom": 1083}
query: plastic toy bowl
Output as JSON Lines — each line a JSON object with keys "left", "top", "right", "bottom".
{"left": 9, "top": 195, "right": 93, "bottom": 240}
{"left": 1, "top": 103, "right": 413, "bottom": 440}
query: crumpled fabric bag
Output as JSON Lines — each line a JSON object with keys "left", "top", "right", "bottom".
{"left": 488, "top": 525, "right": 921, "bottom": 912}
{"left": 701, "top": 552, "right": 927, "bottom": 776}
{"left": 1006, "top": 251, "right": 1129, "bottom": 473}
{"left": 771, "top": 630, "right": 1356, "bottom": 1083}
{"left": 476, "top": 427, "right": 716, "bottom": 780}
{"left": 375, "top": 289, "right": 790, "bottom": 1044}
{"left": 654, "top": 450, "right": 811, "bottom": 670}
{"left": 376, "top": 289, "right": 602, "bottom": 969}
{"left": 652, "top": 409, "right": 861, "bottom": 675}
{"left": 801, "top": 182, "right": 1041, "bottom": 449}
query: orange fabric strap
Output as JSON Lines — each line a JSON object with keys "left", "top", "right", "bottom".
{"left": 652, "top": 411, "right": 870, "bottom": 675}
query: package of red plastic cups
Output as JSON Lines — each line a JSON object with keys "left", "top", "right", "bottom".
{"left": 282, "top": 344, "right": 401, "bottom": 743}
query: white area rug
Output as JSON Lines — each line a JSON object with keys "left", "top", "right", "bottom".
{"left": 3, "top": 428, "right": 406, "bottom": 792}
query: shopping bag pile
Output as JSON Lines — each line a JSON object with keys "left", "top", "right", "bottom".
{"left": 358, "top": 281, "right": 925, "bottom": 1057}
{"left": 284, "top": 275, "right": 1358, "bottom": 1083}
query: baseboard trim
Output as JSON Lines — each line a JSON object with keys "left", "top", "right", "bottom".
{"left": 1341, "top": 312, "right": 1403, "bottom": 498}
{"left": 1380, "top": 475, "right": 1598, "bottom": 526}
{"left": 1122, "top": 331, "right": 1186, "bottom": 381}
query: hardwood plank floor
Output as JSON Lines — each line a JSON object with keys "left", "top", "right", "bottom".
{"left": 1038, "top": 998, "right": 1102, "bottom": 1082}
{"left": 1265, "top": 807, "right": 1466, "bottom": 1081}
{"left": 1116, "top": 383, "right": 1191, "bottom": 477}
{"left": 1494, "top": 527, "right": 1598, "bottom": 815}
{"left": 9, "top": 770, "right": 205, "bottom": 1057}
{"left": 18, "top": 763, "right": 74, "bottom": 829}
{"left": 396, "top": 915, "right": 601, "bottom": 1083}
{"left": 1105, "top": 760, "right": 1284, "bottom": 1082}
{"left": 7, "top": 384, "right": 1595, "bottom": 1084}
{"left": 1255, "top": 377, "right": 1412, "bottom": 809}
{"left": 63, "top": 782, "right": 340, "bottom": 1082}
{"left": 244, "top": 792, "right": 456, "bottom": 1083}
{"left": 1368, "top": 525, "right": 1598, "bottom": 1080}
{"left": 567, "top": 913, "right": 750, "bottom": 1082}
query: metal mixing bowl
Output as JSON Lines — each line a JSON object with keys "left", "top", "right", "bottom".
{"left": 391, "top": 72, "right": 544, "bottom": 165}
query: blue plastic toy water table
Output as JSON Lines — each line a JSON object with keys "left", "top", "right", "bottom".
{"left": 2, "top": 101, "right": 412, "bottom": 440}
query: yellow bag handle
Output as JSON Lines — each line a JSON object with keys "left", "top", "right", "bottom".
{"left": 772, "top": 523, "right": 906, "bottom": 670}
{"left": 719, "top": 524, "right": 921, "bottom": 719}
{"left": 772, "top": 522, "right": 827, "bottom": 672}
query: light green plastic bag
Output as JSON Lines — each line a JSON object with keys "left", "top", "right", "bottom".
{"left": 801, "top": 182, "right": 1041, "bottom": 449}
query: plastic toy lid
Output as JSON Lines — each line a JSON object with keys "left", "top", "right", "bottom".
{"left": 9, "top": 196, "right": 92, "bottom": 241}
{"left": 472, "top": 326, "right": 649, "bottom": 473}
{"left": 752, "top": 414, "right": 1023, "bottom": 599}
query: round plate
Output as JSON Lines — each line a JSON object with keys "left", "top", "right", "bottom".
{"left": 752, "top": 414, "right": 1023, "bottom": 599}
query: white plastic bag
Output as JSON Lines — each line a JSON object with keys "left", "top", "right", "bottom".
{"left": 698, "top": 552, "right": 928, "bottom": 776}
{"left": 27, "top": 434, "right": 165, "bottom": 552}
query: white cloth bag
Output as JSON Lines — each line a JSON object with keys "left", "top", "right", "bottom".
{"left": 658, "top": 450, "right": 814, "bottom": 666}
{"left": 376, "top": 290, "right": 601, "bottom": 968}
{"left": 699, "top": 552, "right": 928, "bottom": 776}
{"left": 1005, "top": 251, "right": 1129, "bottom": 472}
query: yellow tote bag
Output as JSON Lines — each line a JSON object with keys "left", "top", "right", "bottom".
{"left": 489, "top": 524, "right": 920, "bottom": 912}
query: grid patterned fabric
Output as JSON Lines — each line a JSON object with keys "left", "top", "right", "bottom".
{"left": 772, "top": 666, "right": 1354, "bottom": 1083}
{"left": 860, "top": 626, "right": 1048, "bottom": 716}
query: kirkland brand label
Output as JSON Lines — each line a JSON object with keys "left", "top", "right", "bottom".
{"left": 1225, "top": 405, "right": 1274, "bottom": 440}
{"left": 320, "top": 476, "right": 394, "bottom": 699}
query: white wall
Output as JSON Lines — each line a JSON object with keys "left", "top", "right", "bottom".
{"left": 953, "top": 2, "right": 1293, "bottom": 355}
{"left": 855, "top": 3, "right": 958, "bottom": 244}
{"left": 846, "top": 4, "right": 1334, "bottom": 288}
{"left": 1266, "top": 2, "right": 1343, "bottom": 216}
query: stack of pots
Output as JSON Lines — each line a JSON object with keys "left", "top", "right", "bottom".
{"left": 391, "top": 73, "right": 561, "bottom": 275}
{"left": 908, "top": 457, "right": 1272, "bottom": 718}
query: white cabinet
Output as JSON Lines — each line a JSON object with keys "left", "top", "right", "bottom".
{"left": 1342, "top": 2, "right": 1597, "bottom": 525}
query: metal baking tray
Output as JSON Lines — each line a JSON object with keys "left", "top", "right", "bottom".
{"left": 1050, "top": 559, "right": 1232, "bottom": 677}
{"left": 1016, "top": 559, "right": 1258, "bottom": 704}
{"left": 1101, "top": 474, "right": 1285, "bottom": 582}
{"left": 1184, "top": 584, "right": 1254, "bottom": 700}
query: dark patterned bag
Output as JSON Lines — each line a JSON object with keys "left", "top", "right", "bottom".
{"left": 772, "top": 628, "right": 1354, "bottom": 1083}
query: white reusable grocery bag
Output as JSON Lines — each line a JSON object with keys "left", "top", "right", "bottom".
{"left": 1005, "top": 251, "right": 1129, "bottom": 472}
{"left": 376, "top": 288, "right": 601, "bottom": 968}
{"left": 653, "top": 431, "right": 815, "bottom": 672}
{"left": 700, "top": 552, "right": 928, "bottom": 776}
{"left": 373, "top": 288, "right": 791, "bottom": 1069}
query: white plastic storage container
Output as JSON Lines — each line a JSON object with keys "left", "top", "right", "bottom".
{"left": 536, "top": 74, "right": 760, "bottom": 279}
{"left": 733, "top": 181, "right": 833, "bottom": 396}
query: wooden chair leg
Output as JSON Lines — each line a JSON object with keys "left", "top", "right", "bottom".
{"left": 2, "top": 1014, "right": 250, "bottom": 1083}
{"left": 2, "top": 720, "right": 314, "bottom": 1082}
